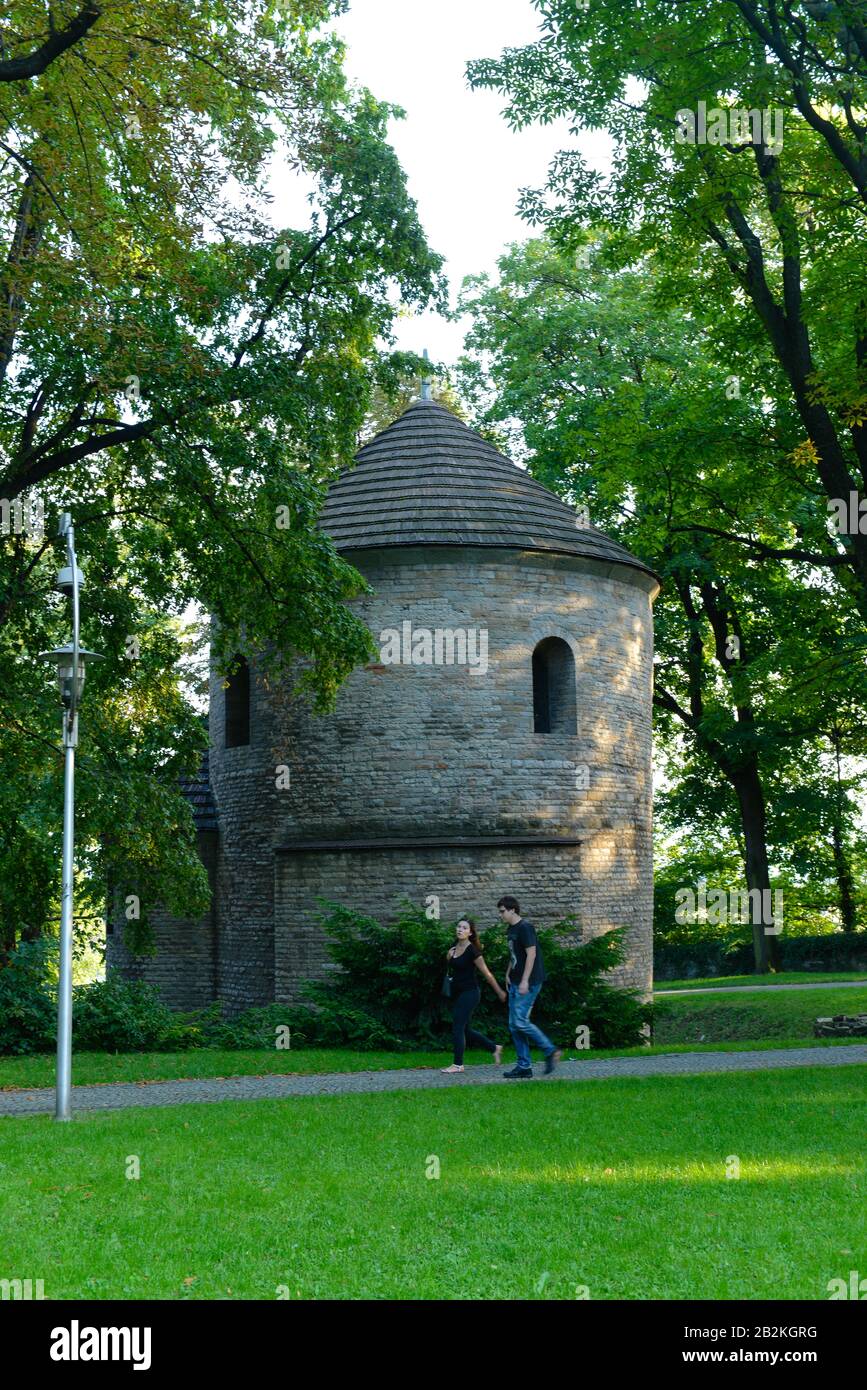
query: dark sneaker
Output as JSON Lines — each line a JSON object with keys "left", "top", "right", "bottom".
{"left": 503, "top": 1066, "right": 533, "bottom": 1079}
{"left": 544, "top": 1049, "right": 562, "bottom": 1076}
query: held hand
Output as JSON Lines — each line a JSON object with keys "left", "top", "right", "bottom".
{"left": 518, "top": 981, "right": 529, "bottom": 996}
{"left": 497, "top": 989, "right": 506, "bottom": 1003}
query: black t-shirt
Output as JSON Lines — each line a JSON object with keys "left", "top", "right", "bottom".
{"left": 507, "top": 919, "right": 545, "bottom": 988}
{"left": 448, "top": 942, "right": 481, "bottom": 994}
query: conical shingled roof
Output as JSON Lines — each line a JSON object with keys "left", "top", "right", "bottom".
{"left": 320, "top": 399, "right": 655, "bottom": 580}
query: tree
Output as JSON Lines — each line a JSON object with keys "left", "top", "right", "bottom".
{"left": 459, "top": 237, "right": 867, "bottom": 964}
{"left": 0, "top": 2, "right": 446, "bottom": 951}
{"left": 467, "top": 0, "right": 867, "bottom": 623}
{"left": 1, "top": 1, "right": 445, "bottom": 693}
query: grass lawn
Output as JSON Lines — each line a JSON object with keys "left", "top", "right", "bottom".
{"left": 654, "top": 985, "right": 867, "bottom": 1045}
{"left": 2, "top": 1065, "right": 865, "bottom": 1300}
{"left": 658, "top": 971, "right": 867, "bottom": 991}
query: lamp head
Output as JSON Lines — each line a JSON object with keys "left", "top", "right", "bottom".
{"left": 39, "top": 644, "right": 103, "bottom": 706}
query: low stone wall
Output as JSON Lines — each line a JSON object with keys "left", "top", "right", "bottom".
{"left": 814, "top": 1014, "right": 867, "bottom": 1038}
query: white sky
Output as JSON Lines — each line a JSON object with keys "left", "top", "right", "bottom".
{"left": 270, "top": 0, "right": 612, "bottom": 371}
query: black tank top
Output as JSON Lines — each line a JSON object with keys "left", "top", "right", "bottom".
{"left": 449, "top": 943, "right": 481, "bottom": 993}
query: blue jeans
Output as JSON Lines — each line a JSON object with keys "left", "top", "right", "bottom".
{"left": 508, "top": 983, "right": 555, "bottom": 1070}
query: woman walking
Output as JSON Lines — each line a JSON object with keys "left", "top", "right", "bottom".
{"left": 442, "top": 917, "right": 506, "bottom": 1074}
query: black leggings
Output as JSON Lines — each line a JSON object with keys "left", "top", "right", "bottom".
{"left": 451, "top": 986, "right": 497, "bottom": 1065}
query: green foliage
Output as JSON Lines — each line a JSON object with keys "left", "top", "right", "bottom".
{"left": 656, "top": 933, "right": 867, "bottom": 981}
{"left": 0, "top": 940, "right": 56, "bottom": 1054}
{"left": 200, "top": 1002, "right": 313, "bottom": 1050}
{"left": 530, "top": 924, "right": 655, "bottom": 1050}
{"left": 654, "top": 940, "right": 748, "bottom": 983}
{"left": 0, "top": 904, "right": 652, "bottom": 1055}
{"left": 287, "top": 902, "right": 653, "bottom": 1051}
{"left": 459, "top": 237, "right": 867, "bottom": 960}
{"left": 294, "top": 903, "right": 454, "bottom": 1049}
{"left": 283, "top": 1004, "right": 403, "bottom": 1051}
{"left": 467, "top": 0, "right": 867, "bottom": 617}
{"left": 654, "top": 836, "right": 753, "bottom": 947}
{"left": 463, "top": 4, "right": 867, "bottom": 959}
{"left": 0, "top": 1, "right": 445, "bottom": 953}
{"left": 72, "top": 976, "right": 198, "bottom": 1053}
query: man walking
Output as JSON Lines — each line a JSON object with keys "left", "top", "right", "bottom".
{"left": 497, "top": 895, "right": 560, "bottom": 1079}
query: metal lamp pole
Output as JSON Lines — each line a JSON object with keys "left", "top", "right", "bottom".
{"left": 57, "top": 514, "right": 79, "bottom": 1124}
{"left": 40, "top": 514, "right": 102, "bottom": 1121}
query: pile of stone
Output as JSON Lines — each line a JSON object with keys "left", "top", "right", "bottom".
{"left": 813, "top": 1014, "right": 867, "bottom": 1038}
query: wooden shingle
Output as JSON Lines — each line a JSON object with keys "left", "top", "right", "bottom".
{"left": 319, "top": 399, "right": 655, "bottom": 580}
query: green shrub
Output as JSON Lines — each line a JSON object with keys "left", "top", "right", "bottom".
{"left": 201, "top": 1003, "right": 304, "bottom": 1050}
{"left": 287, "top": 902, "right": 652, "bottom": 1051}
{"left": 72, "top": 976, "right": 199, "bottom": 1052}
{"left": 284, "top": 1004, "right": 402, "bottom": 1051}
{"left": 0, "top": 909, "right": 653, "bottom": 1056}
{"left": 0, "top": 940, "right": 57, "bottom": 1054}
{"left": 293, "top": 904, "right": 454, "bottom": 1049}
{"left": 487, "top": 919, "right": 654, "bottom": 1050}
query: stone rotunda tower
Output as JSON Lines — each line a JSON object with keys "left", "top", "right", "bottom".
{"left": 207, "top": 396, "right": 660, "bottom": 1008}
{"left": 108, "top": 395, "right": 660, "bottom": 1010}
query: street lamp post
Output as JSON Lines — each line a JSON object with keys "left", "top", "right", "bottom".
{"left": 39, "top": 513, "right": 102, "bottom": 1121}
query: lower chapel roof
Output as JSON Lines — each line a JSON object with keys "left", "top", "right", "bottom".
{"left": 180, "top": 747, "right": 218, "bottom": 832}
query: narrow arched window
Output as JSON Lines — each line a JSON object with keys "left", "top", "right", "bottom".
{"left": 224, "top": 655, "right": 250, "bottom": 748}
{"left": 532, "top": 637, "right": 577, "bottom": 734}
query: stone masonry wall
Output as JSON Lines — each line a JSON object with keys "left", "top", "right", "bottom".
{"left": 120, "top": 543, "right": 656, "bottom": 1012}
{"left": 208, "top": 662, "right": 278, "bottom": 1011}
{"left": 105, "top": 829, "right": 218, "bottom": 1010}
{"left": 274, "top": 842, "right": 583, "bottom": 1000}
{"left": 264, "top": 546, "right": 656, "bottom": 1002}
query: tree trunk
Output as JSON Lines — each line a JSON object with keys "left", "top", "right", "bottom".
{"left": 831, "top": 820, "right": 858, "bottom": 933}
{"left": 730, "top": 763, "right": 782, "bottom": 973}
{"left": 831, "top": 730, "right": 857, "bottom": 933}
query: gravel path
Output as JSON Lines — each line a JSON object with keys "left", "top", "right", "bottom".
{"left": 656, "top": 980, "right": 867, "bottom": 996}
{"left": 3, "top": 1044, "right": 866, "bottom": 1117}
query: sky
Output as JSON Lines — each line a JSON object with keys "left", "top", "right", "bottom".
{"left": 270, "top": 0, "right": 612, "bottom": 372}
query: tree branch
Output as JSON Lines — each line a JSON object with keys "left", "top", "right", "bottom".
{"left": 0, "top": 6, "right": 102, "bottom": 82}
{"left": 732, "top": 0, "right": 867, "bottom": 200}
{"left": 669, "top": 522, "right": 854, "bottom": 566}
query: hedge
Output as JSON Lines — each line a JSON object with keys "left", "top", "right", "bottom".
{"left": 655, "top": 933, "right": 867, "bottom": 980}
